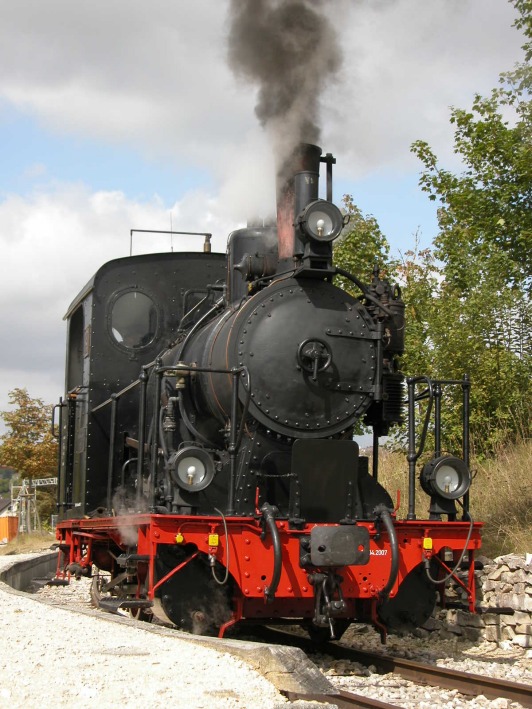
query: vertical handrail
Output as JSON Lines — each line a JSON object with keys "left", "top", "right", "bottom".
{"left": 55, "top": 398, "right": 63, "bottom": 511}
{"left": 106, "top": 394, "right": 118, "bottom": 512}
{"left": 227, "top": 369, "right": 240, "bottom": 515}
{"left": 406, "top": 377, "right": 417, "bottom": 520}
{"left": 462, "top": 373, "right": 471, "bottom": 517}
{"left": 434, "top": 382, "right": 442, "bottom": 458}
{"left": 136, "top": 367, "right": 149, "bottom": 510}
{"left": 372, "top": 428, "right": 379, "bottom": 481}
{"left": 65, "top": 396, "right": 77, "bottom": 510}
{"left": 149, "top": 358, "right": 163, "bottom": 510}
{"left": 406, "top": 375, "right": 434, "bottom": 520}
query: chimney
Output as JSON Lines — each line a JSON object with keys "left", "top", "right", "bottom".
{"left": 276, "top": 143, "right": 322, "bottom": 262}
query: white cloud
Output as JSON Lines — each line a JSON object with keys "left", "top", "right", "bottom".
{"left": 0, "top": 0, "right": 526, "bottom": 431}
{"left": 0, "top": 1, "right": 523, "bottom": 177}
{"left": 324, "top": 0, "right": 522, "bottom": 174}
{"left": 0, "top": 181, "right": 236, "bottom": 428}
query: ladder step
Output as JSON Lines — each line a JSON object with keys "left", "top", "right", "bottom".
{"left": 98, "top": 598, "right": 153, "bottom": 612}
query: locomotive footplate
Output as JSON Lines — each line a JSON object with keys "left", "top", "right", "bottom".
{"left": 300, "top": 525, "right": 370, "bottom": 567}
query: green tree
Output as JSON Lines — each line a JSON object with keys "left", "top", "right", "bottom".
{"left": 408, "top": 0, "right": 532, "bottom": 452}
{"left": 334, "top": 194, "right": 398, "bottom": 293}
{"left": 0, "top": 389, "right": 58, "bottom": 524}
{"left": 0, "top": 388, "right": 58, "bottom": 479}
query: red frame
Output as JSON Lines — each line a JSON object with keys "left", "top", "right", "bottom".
{"left": 56, "top": 513, "right": 482, "bottom": 637}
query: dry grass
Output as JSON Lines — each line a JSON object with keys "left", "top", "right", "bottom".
{"left": 469, "top": 438, "right": 532, "bottom": 557}
{"left": 0, "top": 532, "right": 54, "bottom": 556}
{"left": 374, "top": 438, "right": 532, "bottom": 558}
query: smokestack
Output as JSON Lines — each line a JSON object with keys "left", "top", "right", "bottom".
{"left": 276, "top": 143, "right": 322, "bottom": 261}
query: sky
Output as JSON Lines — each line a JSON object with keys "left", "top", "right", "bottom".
{"left": 0, "top": 0, "right": 525, "bottom": 431}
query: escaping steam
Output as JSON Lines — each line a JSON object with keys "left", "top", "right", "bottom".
{"left": 112, "top": 485, "right": 149, "bottom": 546}
{"left": 227, "top": 0, "right": 342, "bottom": 171}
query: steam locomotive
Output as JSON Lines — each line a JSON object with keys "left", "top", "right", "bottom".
{"left": 53, "top": 144, "right": 481, "bottom": 641}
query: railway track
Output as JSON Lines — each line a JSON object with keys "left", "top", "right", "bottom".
{"left": 285, "top": 687, "right": 405, "bottom": 708}
{"left": 256, "top": 627, "right": 532, "bottom": 708}
{"left": 6, "top": 555, "right": 531, "bottom": 709}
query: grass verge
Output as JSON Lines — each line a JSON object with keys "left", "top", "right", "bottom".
{"left": 373, "top": 437, "right": 531, "bottom": 558}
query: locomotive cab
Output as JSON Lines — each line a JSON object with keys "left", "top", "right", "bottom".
{"left": 57, "top": 251, "right": 226, "bottom": 518}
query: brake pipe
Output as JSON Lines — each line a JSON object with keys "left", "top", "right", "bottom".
{"left": 374, "top": 504, "right": 399, "bottom": 602}
{"left": 261, "top": 502, "right": 282, "bottom": 603}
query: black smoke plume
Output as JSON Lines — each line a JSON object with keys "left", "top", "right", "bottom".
{"left": 227, "top": 0, "right": 342, "bottom": 166}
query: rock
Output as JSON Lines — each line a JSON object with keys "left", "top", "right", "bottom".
{"left": 512, "top": 634, "right": 532, "bottom": 648}
{"left": 445, "top": 609, "right": 458, "bottom": 624}
{"left": 483, "top": 579, "right": 500, "bottom": 592}
{"left": 476, "top": 555, "right": 495, "bottom": 567}
{"left": 488, "top": 565, "right": 509, "bottom": 581}
{"left": 462, "top": 626, "right": 482, "bottom": 641}
{"left": 501, "top": 625, "right": 516, "bottom": 640}
{"left": 495, "top": 554, "right": 525, "bottom": 571}
{"left": 413, "top": 628, "right": 430, "bottom": 639}
{"left": 495, "top": 592, "right": 526, "bottom": 610}
{"left": 506, "top": 569, "right": 528, "bottom": 583}
{"left": 421, "top": 616, "right": 441, "bottom": 631}
{"left": 444, "top": 623, "right": 463, "bottom": 636}
{"left": 513, "top": 610, "right": 531, "bottom": 624}
{"left": 482, "top": 613, "right": 501, "bottom": 626}
{"left": 498, "top": 613, "right": 517, "bottom": 626}
{"left": 456, "top": 610, "right": 485, "bottom": 628}
{"left": 483, "top": 625, "right": 502, "bottom": 642}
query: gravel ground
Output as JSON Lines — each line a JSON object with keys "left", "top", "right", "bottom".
{"left": 2, "top": 551, "right": 531, "bottom": 709}
{"left": 0, "top": 553, "right": 288, "bottom": 709}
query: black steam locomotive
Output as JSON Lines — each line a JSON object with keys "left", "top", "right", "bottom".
{"left": 54, "top": 144, "right": 481, "bottom": 640}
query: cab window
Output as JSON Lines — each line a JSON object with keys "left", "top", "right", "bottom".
{"left": 110, "top": 291, "right": 157, "bottom": 349}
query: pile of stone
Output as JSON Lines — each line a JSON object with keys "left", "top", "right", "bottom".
{"left": 426, "top": 554, "right": 532, "bottom": 648}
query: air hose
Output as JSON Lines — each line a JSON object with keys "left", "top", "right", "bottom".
{"left": 374, "top": 504, "right": 399, "bottom": 602}
{"left": 261, "top": 502, "right": 282, "bottom": 603}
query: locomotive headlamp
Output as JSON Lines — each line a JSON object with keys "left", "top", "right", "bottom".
{"left": 168, "top": 447, "right": 215, "bottom": 492}
{"left": 298, "top": 200, "right": 344, "bottom": 242}
{"left": 420, "top": 455, "right": 471, "bottom": 500}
